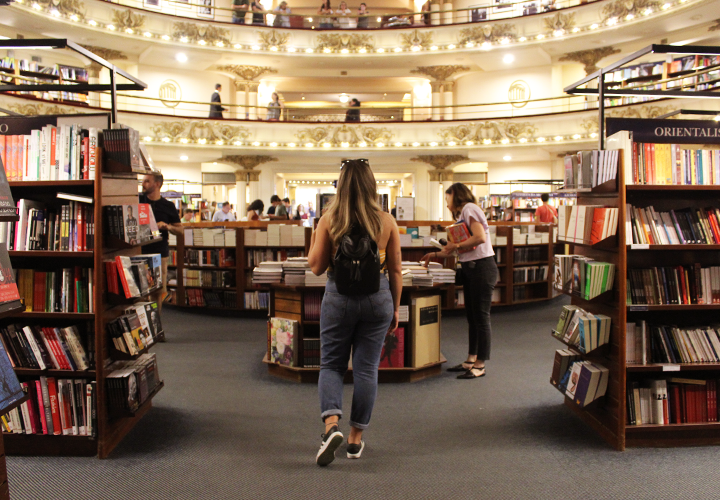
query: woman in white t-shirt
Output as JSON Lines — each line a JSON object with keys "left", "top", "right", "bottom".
{"left": 422, "top": 183, "right": 498, "bottom": 379}
{"left": 336, "top": 1, "right": 354, "bottom": 28}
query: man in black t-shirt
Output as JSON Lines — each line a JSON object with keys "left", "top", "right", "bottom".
{"left": 140, "top": 173, "right": 182, "bottom": 315}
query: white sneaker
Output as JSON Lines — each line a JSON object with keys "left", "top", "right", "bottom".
{"left": 316, "top": 425, "right": 343, "bottom": 466}
{"left": 346, "top": 440, "right": 365, "bottom": 459}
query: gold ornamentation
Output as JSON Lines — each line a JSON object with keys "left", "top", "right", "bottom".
{"left": 8, "top": 103, "right": 78, "bottom": 116}
{"left": 710, "top": 19, "right": 720, "bottom": 31}
{"left": 234, "top": 170, "right": 261, "bottom": 182}
{"left": 112, "top": 9, "right": 145, "bottom": 30}
{"left": 559, "top": 46, "right": 621, "bottom": 75}
{"left": 400, "top": 29, "right": 433, "bottom": 50}
{"left": 411, "top": 155, "right": 467, "bottom": 170}
{"left": 457, "top": 24, "right": 516, "bottom": 45}
{"left": 296, "top": 125, "right": 393, "bottom": 147}
{"left": 216, "top": 65, "right": 277, "bottom": 82}
{"left": 149, "top": 121, "right": 251, "bottom": 143}
{"left": 543, "top": 13, "right": 575, "bottom": 34}
{"left": 580, "top": 118, "right": 598, "bottom": 134}
{"left": 609, "top": 104, "right": 677, "bottom": 119}
{"left": 315, "top": 34, "right": 375, "bottom": 52}
{"left": 220, "top": 155, "right": 278, "bottom": 169}
{"left": 411, "top": 65, "right": 469, "bottom": 81}
{"left": 35, "top": 0, "right": 85, "bottom": 19}
{"left": 79, "top": 45, "right": 127, "bottom": 61}
{"left": 259, "top": 31, "right": 290, "bottom": 50}
{"left": 172, "top": 22, "right": 231, "bottom": 45}
{"left": 602, "top": 0, "right": 659, "bottom": 23}
{"left": 438, "top": 121, "right": 537, "bottom": 142}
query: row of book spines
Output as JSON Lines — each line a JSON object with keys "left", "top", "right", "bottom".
{"left": 631, "top": 143, "right": 720, "bottom": 185}
{"left": 303, "top": 338, "right": 320, "bottom": 368}
{"left": 0, "top": 125, "right": 98, "bottom": 182}
{"left": 558, "top": 206, "right": 620, "bottom": 245}
{"left": 563, "top": 149, "right": 619, "bottom": 189}
{"left": 16, "top": 268, "right": 93, "bottom": 313}
{"left": 627, "top": 205, "right": 720, "bottom": 245}
{"left": 4, "top": 378, "right": 96, "bottom": 437}
{"left": 2, "top": 323, "right": 90, "bottom": 371}
{"left": 11, "top": 202, "right": 94, "bottom": 252}
{"left": 244, "top": 292, "right": 269, "bottom": 310}
{"left": 303, "top": 292, "right": 324, "bottom": 322}
{"left": 627, "top": 379, "right": 718, "bottom": 426}
{"left": 201, "top": 290, "right": 238, "bottom": 309}
{"left": 246, "top": 249, "right": 306, "bottom": 267}
{"left": 627, "top": 322, "right": 720, "bottom": 365}
{"left": 185, "top": 248, "right": 235, "bottom": 267}
{"left": 627, "top": 266, "right": 720, "bottom": 305}
{"left": 513, "top": 266, "right": 549, "bottom": 282}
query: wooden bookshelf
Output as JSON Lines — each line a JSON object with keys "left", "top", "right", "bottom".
{"left": 0, "top": 113, "right": 164, "bottom": 459}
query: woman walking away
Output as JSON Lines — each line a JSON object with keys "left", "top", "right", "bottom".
{"left": 422, "top": 183, "right": 497, "bottom": 379}
{"left": 308, "top": 158, "right": 402, "bottom": 466}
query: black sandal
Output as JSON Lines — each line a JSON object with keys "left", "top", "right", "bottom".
{"left": 457, "top": 367, "right": 486, "bottom": 379}
{"left": 447, "top": 362, "right": 474, "bottom": 372}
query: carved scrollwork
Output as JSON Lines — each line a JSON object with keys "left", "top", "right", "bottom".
{"left": 112, "top": 9, "right": 145, "bottom": 30}
{"left": 172, "top": 22, "right": 231, "bottom": 45}
{"left": 296, "top": 125, "right": 393, "bottom": 146}
{"left": 601, "top": 0, "right": 659, "bottom": 23}
{"left": 315, "top": 34, "right": 375, "bottom": 51}
{"left": 34, "top": 0, "right": 85, "bottom": 19}
{"left": 8, "top": 103, "right": 78, "bottom": 116}
{"left": 543, "top": 12, "right": 575, "bottom": 34}
{"left": 411, "top": 65, "right": 469, "bottom": 82}
{"left": 609, "top": 104, "right": 677, "bottom": 119}
{"left": 710, "top": 19, "right": 720, "bottom": 31}
{"left": 400, "top": 29, "right": 433, "bottom": 50}
{"left": 216, "top": 65, "right": 277, "bottom": 82}
{"left": 559, "top": 46, "right": 621, "bottom": 75}
{"left": 438, "top": 121, "right": 537, "bottom": 142}
{"left": 149, "top": 121, "right": 251, "bottom": 144}
{"left": 411, "top": 155, "right": 467, "bottom": 170}
{"left": 259, "top": 31, "right": 290, "bottom": 50}
{"left": 457, "top": 24, "right": 516, "bottom": 45}
{"left": 219, "top": 155, "right": 277, "bottom": 170}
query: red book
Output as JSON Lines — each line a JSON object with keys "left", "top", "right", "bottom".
{"left": 50, "top": 127, "right": 57, "bottom": 179}
{"left": 0, "top": 135, "right": 5, "bottom": 172}
{"left": 632, "top": 141, "right": 638, "bottom": 184}
{"left": 46, "top": 377, "right": 62, "bottom": 435}
{"left": 379, "top": 327, "right": 404, "bottom": 368}
{"left": 701, "top": 385, "right": 708, "bottom": 422}
{"left": 35, "top": 380, "right": 48, "bottom": 434}
{"left": 446, "top": 222, "right": 476, "bottom": 254}
{"left": 115, "top": 256, "right": 132, "bottom": 298}
{"left": 42, "top": 327, "right": 70, "bottom": 370}
{"left": 589, "top": 208, "right": 607, "bottom": 244}
{"left": 82, "top": 137, "right": 89, "bottom": 180}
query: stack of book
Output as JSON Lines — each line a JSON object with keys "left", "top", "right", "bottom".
{"left": 104, "top": 204, "right": 160, "bottom": 245}
{"left": 563, "top": 149, "right": 619, "bottom": 189}
{"left": 244, "top": 229, "right": 268, "bottom": 246}
{"left": 401, "top": 269, "right": 413, "bottom": 286}
{"left": 627, "top": 321, "right": 720, "bottom": 365}
{"left": 627, "top": 378, "right": 719, "bottom": 425}
{"left": 553, "top": 255, "right": 615, "bottom": 300}
{"left": 182, "top": 227, "right": 236, "bottom": 247}
{"left": 429, "top": 267, "right": 455, "bottom": 284}
{"left": 107, "top": 302, "right": 162, "bottom": 355}
{"left": 398, "top": 305, "right": 409, "bottom": 322}
{"left": 305, "top": 270, "right": 328, "bottom": 286}
{"left": 182, "top": 269, "right": 234, "bottom": 288}
{"left": 292, "top": 226, "right": 306, "bottom": 246}
{"left": 554, "top": 304, "right": 611, "bottom": 353}
{"left": 106, "top": 353, "right": 161, "bottom": 414}
{"left": 252, "top": 262, "right": 283, "bottom": 285}
{"left": 3, "top": 377, "right": 96, "bottom": 437}
{"left": 626, "top": 204, "right": 720, "bottom": 245}
{"left": 267, "top": 224, "right": 281, "bottom": 246}
{"left": 558, "top": 205, "right": 619, "bottom": 244}
{"left": 1, "top": 323, "right": 92, "bottom": 371}
{"left": 403, "top": 265, "right": 432, "bottom": 287}
{"left": 283, "top": 257, "right": 309, "bottom": 286}
{"left": 105, "top": 254, "right": 162, "bottom": 299}
{"left": 628, "top": 265, "right": 720, "bottom": 305}
{"left": 16, "top": 266, "right": 94, "bottom": 313}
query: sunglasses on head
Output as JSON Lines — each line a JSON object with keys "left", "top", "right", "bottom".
{"left": 340, "top": 158, "right": 369, "bottom": 170}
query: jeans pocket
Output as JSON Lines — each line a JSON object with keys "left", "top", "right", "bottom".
{"left": 369, "top": 290, "right": 393, "bottom": 320}
{"left": 322, "top": 292, "right": 348, "bottom": 321}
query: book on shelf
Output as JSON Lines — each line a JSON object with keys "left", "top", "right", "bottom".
{"left": 554, "top": 255, "right": 615, "bottom": 300}
{"left": 563, "top": 150, "right": 619, "bottom": 189}
{"left": 182, "top": 269, "right": 235, "bottom": 288}
{"left": 102, "top": 126, "right": 142, "bottom": 170}
{"left": 551, "top": 349, "right": 581, "bottom": 388}
{"left": 182, "top": 227, "right": 236, "bottom": 247}
{"left": 107, "top": 254, "right": 161, "bottom": 299}
{"left": 303, "top": 291, "right": 323, "bottom": 321}
{"left": 16, "top": 266, "right": 93, "bottom": 313}
{"left": 0, "top": 123, "right": 99, "bottom": 181}
{"left": 185, "top": 248, "right": 235, "bottom": 267}
{"left": 106, "top": 353, "right": 161, "bottom": 414}
{"left": 513, "top": 265, "right": 548, "bottom": 283}
{"left": 567, "top": 361, "right": 610, "bottom": 407}
{"left": 0, "top": 244, "right": 22, "bottom": 313}
{"left": 0, "top": 156, "right": 16, "bottom": 220}
{"left": 104, "top": 205, "right": 160, "bottom": 246}
{"left": 0, "top": 336, "right": 24, "bottom": 414}
{"left": 627, "top": 378, "right": 720, "bottom": 426}
{"left": 302, "top": 338, "right": 320, "bottom": 368}
{"left": 379, "top": 327, "right": 404, "bottom": 368}
{"left": 269, "top": 317, "right": 299, "bottom": 367}
{"left": 246, "top": 249, "right": 306, "bottom": 268}
{"left": 626, "top": 204, "right": 720, "bottom": 245}
{"left": 243, "top": 291, "right": 269, "bottom": 310}
{"left": 557, "top": 205, "right": 619, "bottom": 244}
{"left": 627, "top": 321, "right": 720, "bottom": 364}
{"left": 107, "top": 310, "right": 148, "bottom": 356}
{"left": 2, "top": 377, "right": 96, "bottom": 437}
{"left": 553, "top": 305, "right": 611, "bottom": 353}
{"left": 1, "top": 323, "right": 92, "bottom": 371}
{"left": 627, "top": 265, "right": 719, "bottom": 305}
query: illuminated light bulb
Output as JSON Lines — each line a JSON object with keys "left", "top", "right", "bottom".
{"left": 288, "top": 143, "right": 296, "bottom": 147}
{"left": 590, "top": 132, "right": 598, "bottom": 138}
{"left": 430, "top": 142, "right": 438, "bottom": 147}
{"left": 519, "top": 138, "right": 527, "bottom": 143}
{"left": 536, "top": 137, "right": 546, "bottom": 142}
{"left": 305, "top": 48, "right": 314, "bottom": 53}
{"left": 359, "top": 142, "right": 367, "bottom": 147}
{"left": 162, "top": 137, "right": 171, "bottom": 143}
{"left": 643, "top": 7, "right": 653, "bottom": 15}
{"left": 448, "top": 141, "right": 456, "bottom": 146}
{"left": 305, "top": 143, "right": 314, "bottom": 147}
{"left": 251, "top": 45, "right": 260, "bottom": 50}
{"left": 198, "top": 139, "right": 207, "bottom": 144}
{"left": 270, "top": 142, "right": 278, "bottom": 147}
{"left": 481, "top": 42, "right": 491, "bottom": 50}
{"left": 358, "top": 48, "right": 367, "bottom": 53}
{"left": 376, "top": 142, "right": 385, "bottom": 147}
{"left": 554, "top": 135, "right": 563, "bottom": 141}
{"left": 176, "top": 53, "right": 188, "bottom": 63}
{"left": 270, "top": 45, "right": 278, "bottom": 51}
{"left": 216, "top": 41, "right": 224, "bottom": 47}
{"left": 143, "top": 136, "right": 152, "bottom": 142}
{"left": 341, "top": 142, "right": 350, "bottom": 147}
{"left": 430, "top": 46, "right": 438, "bottom": 51}
{"left": 394, "top": 47, "right": 402, "bottom": 52}
{"left": 288, "top": 47, "right": 296, "bottom": 52}
{"left": 447, "top": 44, "right": 456, "bottom": 49}
{"left": 126, "top": 28, "right": 134, "bottom": 34}
{"left": 500, "top": 38, "right": 510, "bottom": 45}
{"left": 340, "top": 48, "right": 349, "bottom": 54}
{"left": 253, "top": 141, "right": 261, "bottom": 146}
{"left": 234, "top": 141, "right": 242, "bottom": 146}
{"left": 412, "top": 142, "right": 420, "bottom": 147}
{"left": 411, "top": 45, "right": 421, "bottom": 52}
{"left": 626, "top": 13, "right": 634, "bottom": 20}
{"left": 308, "top": 17, "right": 313, "bottom": 21}
{"left": 518, "top": 36, "right": 526, "bottom": 42}
{"left": 323, "top": 142, "right": 332, "bottom": 148}
{"left": 180, "top": 138, "right": 189, "bottom": 144}
{"left": 31, "top": 3, "right": 41, "bottom": 10}
{"left": 162, "top": 35, "right": 171, "bottom": 41}
{"left": 466, "top": 42, "right": 475, "bottom": 48}
{"left": 483, "top": 139, "right": 492, "bottom": 145}
{"left": 572, "top": 27, "right": 580, "bottom": 33}
{"left": 572, "top": 134, "right": 581, "bottom": 139}
{"left": 144, "top": 32, "right": 152, "bottom": 38}
{"left": 234, "top": 44, "right": 242, "bottom": 49}
{"left": 198, "top": 40, "right": 207, "bottom": 45}
{"left": 180, "top": 36, "right": 189, "bottom": 43}
{"left": 662, "top": 3, "right": 670, "bottom": 9}
{"left": 607, "top": 17, "right": 618, "bottom": 25}
{"left": 590, "top": 23, "right": 599, "bottom": 29}
{"left": 70, "top": 15, "right": 79, "bottom": 21}
{"left": 216, "top": 140, "right": 223, "bottom": 145}
{"left": 180, "top": 155, "right": 188, "bottom": 161}
{"left": 465, "top": 141, "right": 474, "bottom": 146}
{"left": 501, "top": 138, "right": 509, "bottom": 144}
{"left": 107, "top": 24, "right": 116, "bottom": 30}
{"left": 377, "top": 48, "right": 385, "bottom": 53}
{"left": 395, "top": 142, "right": 403, "bottom": 147}
{"left": 503, "top": 54, "right": 514, "bottom": 64}
{"left": 536, "top": 33, "right": 545, "bottom": 39}
{"left": 553, "top": 29, "right": 563, "bottom": 37}
{"left": 376, "top": 17, "right": 381, "bottom": 22}
{"left": 503, "top": 155, "right": 511, "bottom": 161}
{"left": 323, "top": 48, "right": 332, "bottom": 53}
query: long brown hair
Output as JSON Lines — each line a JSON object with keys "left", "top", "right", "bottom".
{"left": 325, "top": 159, "right": 383, "bottom": 245}
{"left": 445, "top": 182, "right": 476, "bottom": 220}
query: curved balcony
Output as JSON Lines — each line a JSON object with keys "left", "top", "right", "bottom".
{"left": 6, "top": 0, "right": 714, "bottom": 57}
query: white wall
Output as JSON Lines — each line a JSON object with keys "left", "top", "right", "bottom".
{"left": 487, "top": 161, "right": 552, "bottom": 183}
{"left": 154, "top": 162, "right": 203, "bottom": 183}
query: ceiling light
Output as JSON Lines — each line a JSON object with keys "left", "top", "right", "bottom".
{"left": 308, "top": 17, "right": 313, "bottom": 21}
{"left": 305, "top": 48, "right": 314, "bottom": 53}
{"left": 607, "top": 17, "right": 618, "bottom": 25}
{"left": 376, "top": 142, "right": 385, "bottom": 147}
{"left": 270, "top": 142, "right": 278, "bottom": 147}
{"left": 448, "top": 141, "right": 456, "bottom": 146}
{"left": 305, "top": 143, "right": 314, "bottom": 147}
{"left": 430, "top": 142, "right": 438, "bottom": 147}
{"left": 359, "top": 48, "right": 367, "bottom": 53}
{"left": 144, "top": 32, "right": 152, "bottom": 37}
{"left": 180, "top": 155, "right": 188, "bottom": 161}
{"left": 503, "top": 54, "right": 515, "bottom": 64}
{"left": 395, "top": 142, "right": 403, "bottom": 147}
{"left": 234, "top": 141, "right": 242, "bottom": 146}
{"left": 270, "top": 45, "right": 278, "bottom": 51}
{"left": 590, "top": 23, "right": 599, "bottom": 29}
{"left": 323, "top": 142, "right": 332, "bottom": 148}
{"left": 553, "top": 29, "right": 563, "bottom": 37}
{"left": 89, "top": 19, "right": 98, "bottom": 26}
{"left": 180, "top": 36, "right": 188, "bottom": 43}
{"left": 162, "top": 137, "right": 171, "bottom": 143}
{"left": 537, "top": 34, "right": 545, "bottom": 39}
{"left": 252, "top": 45, "right": 261, "bottom": 50}
{"left": 519, "top": 138, "right": 527, "bottom": 143}
{"left": 626, "top": 13, "right": 634, "bottom": 20}
{"left": 162, "top": 35, "right": 171, "bottom": 40}
{"left": 447, "top": 44, "right": 456, "bottom": 49}
{"left": 253, "top": 141, "right": 261, "bottom": 146}
{"left": 394, "top": 47, "right": 402, "bottom": 52}
{"left": 323, "top": 48, "right": 332, "bottom": 53}
{"left": 70, "top": 14, "right": 79, "bottom": 21}
{"left": 288, "top": 142, "right": 296, "bottom": 147}
{"left": 176, "top": 53, "right": 188, "bottom": 62}
{"left": 216, "top": 140, "right": 223, "bottom": 145}
{"left": 412, "top": 142, "right": 420, "bottom": 147}
{"left": 198, "top": 39, "right": 207, "bottom": 46}
{"left": 465, "top": 141, "right": 474, "bottom": 146}
{"left": 590, "top": 133, "right": 598, "bottom": 138}
{"left": 198, "top": 139, "right": 207, "bottom": 144}
{"left": 377, "top": 48, "right": 385, "bottom": 53}
{"left": 518, "top": 37, "right": 526, "bottom": 42}
{"left": 481, "top": 42, "right": 491, "bottom": 50}
{"left": 572, "top": 27, "right": 580, "bottom": 33}
{"left": 341, "top": 142, "right": 350, "bottom": 147}
{"left": 537, "top": 137, "right": 546, "bottom": 142}
{"left": 213, "top": 162, "right": 217, "bottom": 165}
{"left": 359, "top": 142, "right": 367, "bottom": 147}
{"left": 125, "top": 28, "right": 134, "bottom": 34}
{"left": 107, "top": 24, "right": 116, "bottom": 31}
{"left": 32, "top": 3, "right": 41, "bottom": 10}
{"left": 643, "top": 7, "right": 653, "bottom": 14}
{"left": 340, "top": 48, "right": 349, "bottom": 54}
{"left": 411, "top": 45, "right": 421, "bottom": 52}
{"left": 466, "top": 42, "right": 475, "bottom": 48}
{"left": 554, "top": 135, "right": 563, "bottom": 141}
{"left": 483, "top": 139, "right": 492, "bottom": 145}
{"left": 503, "top": 155, "right": 511, "bottom": 161}
{"left": 288, "top": 47, "right": 296, "bottom": 52}
{"left": 216, "top": 41, "right": 224, "bottom": 47}
{"left": 50, "top": 8, "right": 60, "bottom": 16}
{"left": 662, "top": 3, "right": 670, "bottom": 9}
{"left": 234, "top": 43, "right": 242, "bottom": 49}
{"left": 431, "top": 46, "right": 438, "bottom": 50}
{"left": 500, "top": 38, "right": 510, "bottom": 45}
{"left": 376, "top": 17, "right": 382, "bottom": 22}
{"left": 501, "top": 138, "right": 509, "bottom": 144}
{"left": 339, "top": 94, "right": 349, "bottom": 103}
{"left": 572, "top": 134, "right": 581, "bottom": 139}
{"left": 143, "top": 136, "right": 152, "bottom": 142}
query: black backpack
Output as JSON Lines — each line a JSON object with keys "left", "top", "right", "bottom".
{"left": 333, "top": 226, "right": 381, "bottom": 296}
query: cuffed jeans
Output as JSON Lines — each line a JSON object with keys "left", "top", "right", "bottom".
{"left": 319, "top": 274, "right": 393, "bottom": 430}
{"left": 462, "top": 256, "right": 498, "bottom": 361}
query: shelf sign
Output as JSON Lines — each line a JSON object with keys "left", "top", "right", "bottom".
{"left": 607, "top": 118, "right": 720, "bottom": 144}
{"left": 630, "top": 244, "right": 650, "bottom": 250}
{"left": 661, "top": 364, "right": 681, "bottom": 372}
{"left": 628, "top": 306, "right": 648, "bottom": 311}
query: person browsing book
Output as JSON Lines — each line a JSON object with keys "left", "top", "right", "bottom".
{"left": 212, "top": 202, "right": 236, "bottom": 222}
{"left": 535, "top": 193, "right": 558, "bottom": 223}
{"left": 140, "top": 173, "right": 183, "bottom": 316}
{"left": 421, "top": 183, "right": 498, "bottom": 379}
{"left": 308, "top": 158, "right": 402, "bottom": 466}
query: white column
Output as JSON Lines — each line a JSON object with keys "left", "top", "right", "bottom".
{"left": 428, "top": 180, "right": 441, "bottom": 220}
{"left": 235, "top": 177, "right": 248, "bottom": 215}
{"left": 431, "top": 81, "right": 442, "bottom": 121}
{"left": 441, "top": 179, "right": 453, "bottom": 221}
{"left": 430, "top": 3, "right": 440, "bottom": 25}
{"left": 248, "top": 82, "right": 259, "bottom": 121}
{"left": 443, "top": 89, "right": 453, "bottom": 120}
{"left": 87, "top": 64, "right": 101, "bottom": 108}
{"left": 98, "top": 68, "right": 111, "bottom": 110}
{"left": 234, "top": 80, "right": 247, "bottom": 120}
{"left": 442, "top": 2, "right": 452, "bottom": 24}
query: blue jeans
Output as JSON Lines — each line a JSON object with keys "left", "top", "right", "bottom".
{"left": 461, "top": 256, "right": 498, "bottom": 360}
{"left": 319, "top": 274, "right": 393, "bottom": 430}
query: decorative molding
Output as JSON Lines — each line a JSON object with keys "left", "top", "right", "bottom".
{"left": 296, "top": 124, "right": 393, "bottom": 147}
{"left": 457, "top": 24, "right": 516, "bottom": 45}
{"left": 172, "top": 22, "right": 231, "bottom": 45}
{"left": 8, "top": 103, "right": 78, "bottom": 116}
{"left": 438, "top": 121, "right": 537, "bottom": 142}
{"left": 400, "top": 29, "right": 433, "bottom": 50}
{"left": 218, "top": 155, "right": 278, "bottom": 170}
{"left": 315, "top": 33, "right": 375, "bottom": 52}
{"left": 580, "top": 118, "right": 599, "bottom": 134}
{"left": 234, "top": 80, "right": 260, "bottom": 92}
{"left": 427, "top": 170, "right": 454, "bottom": 182}
{"left": 411, "top": 65, "right": 469, "bottom": 82}
{"left": 581, "top": 104, "right": 677, "bottom": 133}
{"left": 234, "top": 170, "right": 261, "bottom": 182}
{"left": 259, "top": 31, "right": 290, "bottom": 50}
{"left": 112, "top": 9, "right": 145, "bottom": 30}
{"left": 411, "top": 155, "right": 467, "bottom": 171}
{"left": 559, "top": 46, "right": 621, "bottom": 75}
{"left": 149, "top": 120, "right": 251, "bottom": 144}
{"left": 709, "top": 19, "right": 720, "bottom": 31}
{"left": 79, "top": 45, "right": 127, "bottom": 77}
{"left": 216, "top": 65, "right": 277, "bottom": 82}
{"left": 543, "top": 12, "right": 575, "bottom": 34}
{"left": 601, "top": 0, "right": 659, "bottom": 23}
{"left": 35, "top": 0, "right": 85, "bottom": 19}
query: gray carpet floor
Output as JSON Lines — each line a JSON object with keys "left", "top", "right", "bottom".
{"left": 8, "top": 297, "right": 720, "bottom": 500}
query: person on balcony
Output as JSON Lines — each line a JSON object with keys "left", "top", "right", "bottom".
{"left": 357, "top": 3, "right": 370, "bottom": 28}
{"left": 232, "top": 0, "right": 249, "bottom": 24}
{"left": 345, "top": 98, "right": 361, "bottom": 122}
{"left": 318, "top": 0, "right": 334, "bottom": 29}
{"left": 267, "top": 92, "right": 283, "bottom": 121}
{"left": 209, "top": 84, "right": 227, "bottom": 119}
{"left": 336, "top": 1, "right": 353, "bottom": 28}
{"left": 421, "top": 0, "right": 431, "bottom": 25}
{"left": 273, "top": 1, "right": 292, "bottom": 27}
{"left": 251, "top": 0, "right": 265, "bottom": 25}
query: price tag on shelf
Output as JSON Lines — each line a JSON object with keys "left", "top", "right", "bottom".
{"left": 630, "top": 244, "right": 650, "bottom": 250}
{"left": 661, "top": 364, "right": 681, "bottom": 372}
{"left": 628, "top": 306, "right": 648, "bottom": 311}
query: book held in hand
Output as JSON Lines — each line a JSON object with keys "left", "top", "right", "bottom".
{"left": 446, "top": 222, "right": 476, "bottom": 254}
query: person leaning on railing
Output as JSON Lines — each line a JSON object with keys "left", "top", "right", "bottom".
{"left": 267, "top": 92, "right": 283, "bottom": 121}
{"left": 251, "top": 0, "right": 265, "bottom": 25}
{"left": 273, "top": 1, "right": 292, "bottom": 27}
{"left": 318, "top": 0, "right": 334, "bottom": 28}
{"left": 336, "top": 1, "right": 353, "bottom": 28}
{"left": 357, "top": 3, "right": 370, "bottom": 28}
{"left": 232, "top": 0, "right": 249, "bottom": 24}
